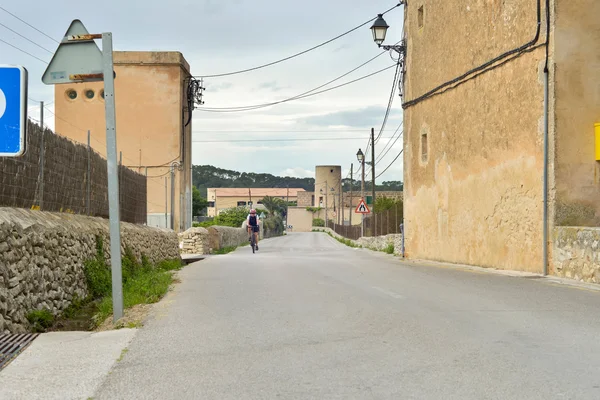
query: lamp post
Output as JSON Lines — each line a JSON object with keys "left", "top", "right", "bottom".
{"left": 357, "top": 148, "right": 365, "bottom": 238}
{"left": 370, "top": 13, "right": 406, "bottom": 54}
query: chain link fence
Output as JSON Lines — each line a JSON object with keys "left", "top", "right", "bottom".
{"left": 0, "top": 121, "right": 147, "bottom": 224}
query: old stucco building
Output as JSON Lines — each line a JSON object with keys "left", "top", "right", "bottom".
{"left": 206, "top": 188, "right": 305, "bottom": 217}
{"left": 402, "top": 0, "right": 600, "bottom": 278}
{"left": 54, "top": 51, "right": 193, "bottom": 232}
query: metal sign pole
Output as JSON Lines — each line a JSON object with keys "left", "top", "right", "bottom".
{"left": 102, "top": 32, "right": 123, "bottom": 322}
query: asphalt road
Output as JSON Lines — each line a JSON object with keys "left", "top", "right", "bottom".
{"left": 94, "top": 232, "right": 600, "bottom": 399}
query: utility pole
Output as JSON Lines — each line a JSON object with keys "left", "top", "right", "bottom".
{"left": 286, "top": 185, "right": 289, "bottom": 226}
{"left": 361, "top": 157, "right": 365, "bottom": 238}
{"left": 371, "top": 127, "right": 376, "bottom": 236}
{"left": 39, "top": 101, "right": 45, "bottom": 211}
{"left": 340, "top": 179, "right": 344, "bottom": 225}
{"left": 349, "top": 163, "right": 353, "bottom": 226}
{"left": 248, "top": 188, "right": 252, "bottom": 207}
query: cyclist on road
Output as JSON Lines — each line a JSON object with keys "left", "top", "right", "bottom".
{"left": 247, "top": 209, "right": 260, "bottom": 250}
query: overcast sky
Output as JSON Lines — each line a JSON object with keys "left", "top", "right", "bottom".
{"left": 2, "top": 0, "right": 404, "bottom": 181}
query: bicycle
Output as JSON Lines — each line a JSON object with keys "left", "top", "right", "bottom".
{"left": 250, "top": 230, "right": 256, "bottom": 253}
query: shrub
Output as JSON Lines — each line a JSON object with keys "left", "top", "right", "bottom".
{"left": 27, "top": 309, "right": 54, "bottom": 333}
{"left": 384, "top": 243, "right": 395, "bottom": 254}
{"left": 84, "top": 236, "right": 112, "bottom": 299}
{"left": 312, "top": 218, "right": 325, "bottom": 227}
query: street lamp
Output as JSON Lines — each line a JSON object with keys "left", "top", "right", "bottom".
{"left": 370, "top": 14, "right": 389, "bottom": 46}
{"left": 369, "top": 13, "right": 406, "bottom": 55}
{"left": 356, "top": 148, "right": 364, "bottom": 162}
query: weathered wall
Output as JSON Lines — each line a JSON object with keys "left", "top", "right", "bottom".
{"left": 315, "top": 166, "right": 341, "bottom": 223}
{"left": 287, "top": 207, "right": 315, "bottom": 232}
{"left": 54, "top": 51, "right": 192, "bottom": 232}
{"left": 0, "top": 121, "right": 147, "bottom": 224}
{"left": 179, "top": 225, "right": 256, "bottom": 254}
{"left": 553, "top": 227, "right": 600, "bottom": 283}
{"left": 404, "top": 0, "right": 547, "bottom": 272}
{"left": 0, "top": 208, "right": 180, "bottom": 333}
{"left": 553, "top": 0, "right": 600, "bottom": 226}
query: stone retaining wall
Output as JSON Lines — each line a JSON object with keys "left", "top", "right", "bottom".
{"left": 553, "top": 226, "right": 600, "bottom": 283}
{"left": 0, "top": 208, "right": 180, "bottom": 333}
{"left": 179, "top": 226, "right": 250, "bottom": 255}
{"left": 316, "top": 228, "right": 403, "bottom": 256}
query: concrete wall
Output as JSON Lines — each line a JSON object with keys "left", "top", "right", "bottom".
{"left": 403, "top": 0, "right": 547, "bottom": 272}
{"left": 0, "top": 208, "right": 180, "bottom": 334}
{"left": 287, "top": 207, "right": 316, "bottom": 232}
{"left": 553, "top": 0, "right": 600, "bottom": 227}
{"left": 553, "top": 227, "right": 600, "bottom": 283}
{"left": 54, "top": 51, "right": 192, "bottom": 232}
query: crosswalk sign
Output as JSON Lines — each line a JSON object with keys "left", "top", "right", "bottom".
{"left": 355, "top": 198, "right": 370, "bottom": 214}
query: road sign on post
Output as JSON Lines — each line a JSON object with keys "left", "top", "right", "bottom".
{"left": 42, "top": 20, "right": 123, "bottom": 323}
{"left": 356, "top": 198, "right": 370, "bottom": 214}
{"left": 0, "top": 65, "right": 28, "bottom": 157}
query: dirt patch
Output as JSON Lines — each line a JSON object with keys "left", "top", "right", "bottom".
{"left": 95, "top": 303, "right": 154, "bottom": 332}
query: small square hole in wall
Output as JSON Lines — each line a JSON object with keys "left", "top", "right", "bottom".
{"left": 418, "top": 5, "right": 424, "bottom": 28}
{"left": 421, "top": 133, "right": 428, "bottom": 162}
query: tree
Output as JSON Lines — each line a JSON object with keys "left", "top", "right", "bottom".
{"left": 192, "top": 186, "right": 209, "bottom": 216}
{"left": 260, "top": 196, "right": 286, "bottom": 216}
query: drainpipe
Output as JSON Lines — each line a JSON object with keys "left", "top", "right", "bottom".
{"left": 542, "top": 0, "right": 550, "bottom": 276}
{"left": 542, "top": 68, "right": 549, "bottom": 276}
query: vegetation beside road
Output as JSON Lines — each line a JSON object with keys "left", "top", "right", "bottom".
{"left": 27, "top": 236, "right": 184, "bottom": 332}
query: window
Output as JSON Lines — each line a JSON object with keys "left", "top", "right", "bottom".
{"left": 85, "top": 89, "right": 95, "bottom": 99}
{"left": 319, "top": 196, "right": 323, "bottom": 206}
{"left": 100, "top": 90, "right": 105, "bottom": 99}
{"left": 418, "top": 5, "right": 424, "bottom": 28}
{"left": 207, "top": 201, "right": 215, "bottom": 207}
{"left": 421, "top": 132, "right": 428, "bottom": 162}
{"left": 257, "top": 201, "right": 263, "bottom": 205}
{"left": 237, "top": 201, "right": 247, "bottom": 206}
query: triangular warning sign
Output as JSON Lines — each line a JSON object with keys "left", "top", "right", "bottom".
{"left": 355, "top": 198, "right": 370, "bottom": 214}
{"left": 42, "top": 20, "right": 103, "bottom": 85}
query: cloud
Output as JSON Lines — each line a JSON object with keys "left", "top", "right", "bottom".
{"left": 205, "top": 82, "right": 233, "bottom": 92}
{"left": 299, "top": 106, "right": 401, "bottom": 128}
{"left": 257, "top": 81, "right": 285, "bottom": 92}
{"left": 279, "top": 167, "right": 315, "bottom": 178}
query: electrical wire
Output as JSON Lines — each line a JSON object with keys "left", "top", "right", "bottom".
{"left": 375, "top": 121, "right": 403, "bottom": 164}
{"left": 0, "top": 21, "right": 53, "bottom": 53}
{"left": 197, "top": 43, "right": 401, "bottom": 112}
{"left": 0, "top": 6, "right": 59, "bottom": 43}
{"left": 374, "top": 60, "right": 401, "bottom": 145}
{"left": 0, "top": 37, "right": 48, "bottom": 63}
{"left": 402, "top": 0, "right": 542, "bottom": 109}
{"left": 376, "top": 148, "right": 403, "bottom": 179}
{"left": 192, "top": 136, "right": 395, "bottom": 143}
{"left": 196, "top": 64, "right": 397, "bottom": 113}
{"left": 193, "top": 3, "right": 402, "bottom": 78}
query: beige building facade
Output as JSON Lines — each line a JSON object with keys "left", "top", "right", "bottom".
{"left": 53, "top": 51, "right": 193, "bottom": 232}
{"left": 206, "top": 188, "right": 305, "bottom": 217}
{"left": 402, "top": 1, "right": 600, "bottom": 274}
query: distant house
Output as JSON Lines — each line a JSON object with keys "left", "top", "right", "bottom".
{"left": 206, "top": 188, "right": 306, "bottom": 217}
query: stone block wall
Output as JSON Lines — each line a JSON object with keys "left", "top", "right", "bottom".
{"left": 553, "top": 227, "right": 600, "bottom": 283}
{"left": 0, "top": 208, "right": 180, "bottom": 333}
{"left": 179, "top": 226, "right": 250, "bottom": 255}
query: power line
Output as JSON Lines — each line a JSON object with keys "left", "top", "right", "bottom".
{"left": 0, "top": 6, "right": 59, "bottom": 43}
{"left": 376, "top": 121, "right": 403, "bottom": 164}
{"left": 0, "top": 21, "right": 53, "bottom": 53}
{"left": 199, "top": 38, "right": 404, "bottom": 113}
{"left": 192, "top": 136, "right": 395, "bottom": 143}
{"left": 196, "top": 64, "right": 396, "bottom": 113}
{"left": 193, "top": 3, "right": 402, "bottom": 78}
{"left": 193, "top": 129, "right": 400, "bottom": 133}
{"left": 374, "top": 61, "right": 401, "bottom": 145}
{"left": 376, "top": 148, "right": 403, "bottom": 179}
{"left": 0, "top": 37, "right": 48, "bottom": 63}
